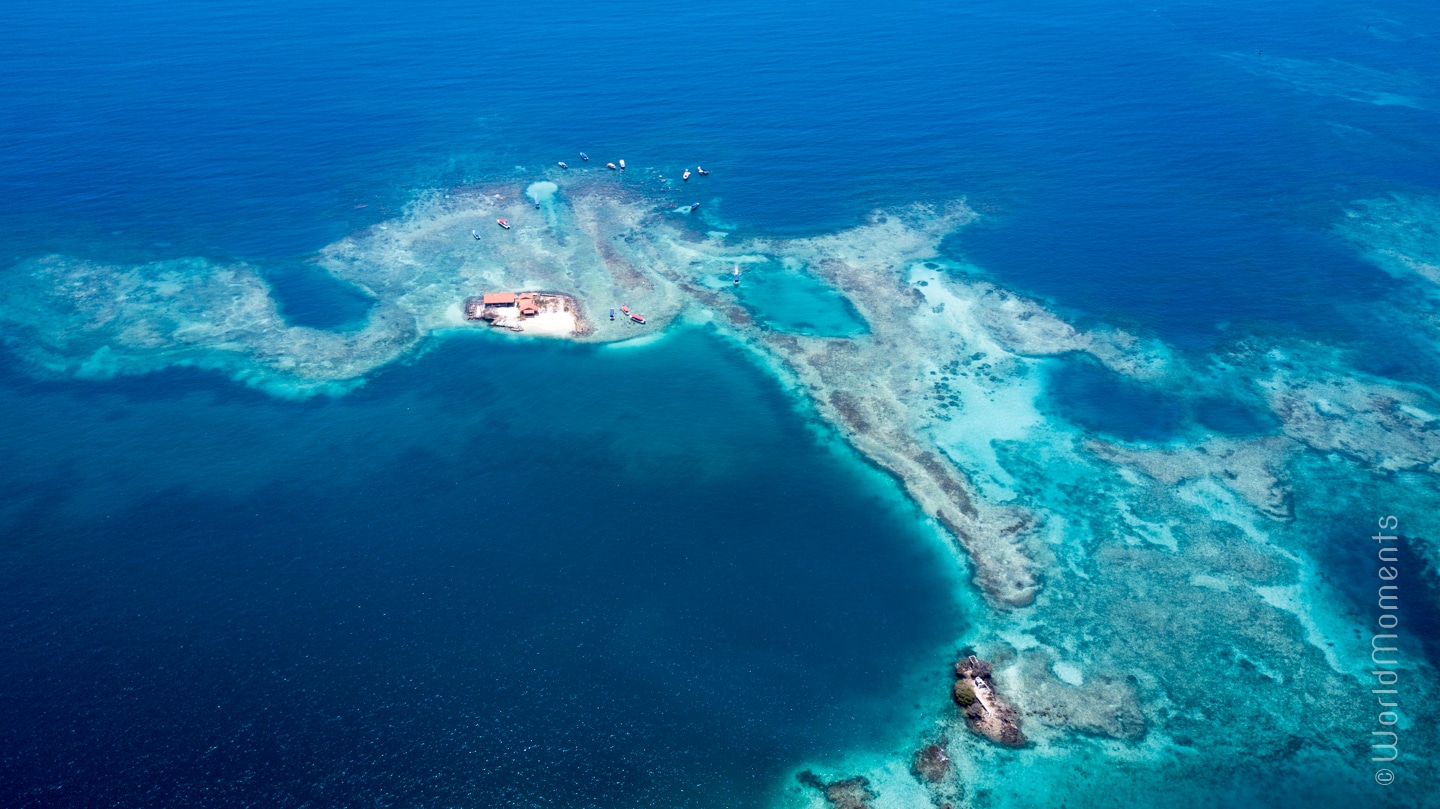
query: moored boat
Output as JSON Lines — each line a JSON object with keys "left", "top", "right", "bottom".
{"left": 606, "top": 162, "right": 617, "bottom": 170}
{"left": 558, "top": 161, "right": 568, "bottom": 169}
{"left": 472, "top": 229, "right": 482, "bottom": 240}
{"left": 620, "top": 305, "right": 631, "bottom": 316}
{"left": 682, "top": 169, "right": 691, "bottom": 181}
{"left": 697, "top": 166, "right": 709, "bottom": 176}
{"left": 690, "top": 202, "right": 700, "bottom": 211}
{"left": 618, "top": 159, "right": 625, "bottom": 170}
{"left": 609, "top": 307, "right": 616, "bottom": 320}
{"left": 629, "top": 312, "right": 646, "bottom": 324}
{"left": 497, "top": 218, "right": 510, "bottom": 229}
{"left": 580, "top": 152, "right": 589, "bottom": 161}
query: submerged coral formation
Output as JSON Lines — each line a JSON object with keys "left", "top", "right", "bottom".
{"left": 3, "top": 176, "right": 1438, "bottom": 807}
{"left": 0, "top": 255, "right": 418, "bottom": 392}
{"left": 796, "top": 771, "right": 877, "bottom": 809}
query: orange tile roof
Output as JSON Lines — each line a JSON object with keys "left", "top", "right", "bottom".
{"left": 482, "top": 292, "right": 516, "bottom": 305}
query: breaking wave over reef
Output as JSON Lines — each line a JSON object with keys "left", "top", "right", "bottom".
{"left": 3, "top": 176, "right": 1439, "bottom": 808}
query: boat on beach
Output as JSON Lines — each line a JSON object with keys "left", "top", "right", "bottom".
{"left": 497, "top": 218, "right": 510, "bottom": 229}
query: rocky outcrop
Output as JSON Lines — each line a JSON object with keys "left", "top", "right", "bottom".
{"left": 910, "top": 739, "right": 964, "bottom": 808}
{"left": 796, "top": 771, "right": 876, "bottom": 809}
{"left": 954, "top": 655, "right": 1025, "bottom": 747}
{"left": 911, "top": 742, "right": 951, "bottom": 784}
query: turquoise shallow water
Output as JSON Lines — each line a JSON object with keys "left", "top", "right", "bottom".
{"left": 2, "top": 0, "right": 1440, "bottom": 806}
{"left": 736, "top": 261, "right": 867, "bottom": 336}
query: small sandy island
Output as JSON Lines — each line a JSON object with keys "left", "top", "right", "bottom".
{"left": 464, "top": 291, "right": 590, "bottom": 337}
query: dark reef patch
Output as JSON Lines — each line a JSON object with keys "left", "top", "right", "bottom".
{"left": 1191, "top": 395, "right": 1278, "bottom": 436}
{"left": 1043, "top": 356, "right": 1188, "bottom": 441}
{"left": 262, "top": 262, "right": 376, "bottom": 330}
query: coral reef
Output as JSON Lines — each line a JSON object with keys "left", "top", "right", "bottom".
{"left": 5, "top": 177, "right": 1440, "bottom": 807}
{"left": 1086, "top": 436, "right": 1295, "bottom": 520}
{"left": 910, "top": 742, "right": 952, "bottom": 784}
{"left": 1008, "top": 652, "right": 1146, "bottom": 741}
{"left": 1260, "top": 370, "right": 1440, "bottom": 473}
{"left": 910, "top": 740, "right": 963, "bottom": 808}
{"left": 796, "top": 771, "right": 876, "bottom": 809}
{"left": 1340, "top": 195, "right": 1440, "bottom": 286}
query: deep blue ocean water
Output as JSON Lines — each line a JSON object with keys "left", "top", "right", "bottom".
{"left": 0, "top": 334, "right": 964, "bottom": 807}
{"left": 2, "top": 0, "right": 1439, "bottom": 806}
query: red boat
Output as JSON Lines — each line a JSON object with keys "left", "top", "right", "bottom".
{"left": 629, "top": 313, "right": 646, "bottom": 324}
{"left": 620, "top": 305, "right": 631, "bottom": 316}
{"left": 497, "top": 219, "right": 510, "bottom": 229}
